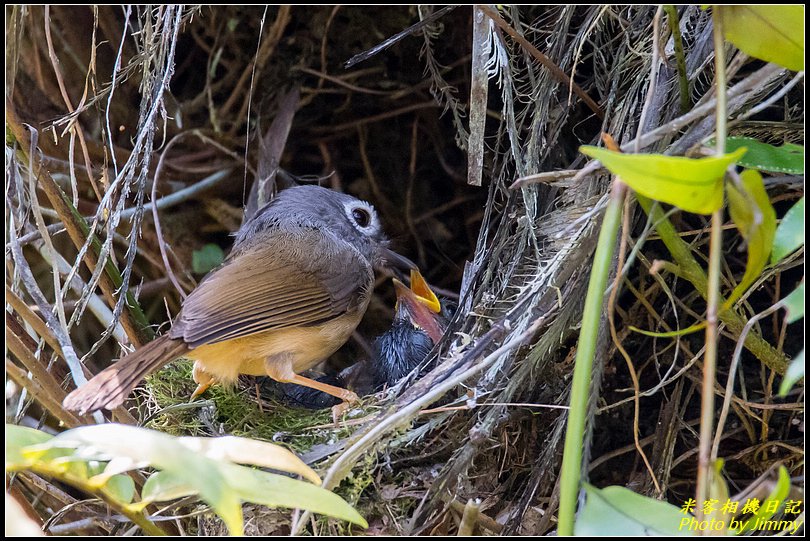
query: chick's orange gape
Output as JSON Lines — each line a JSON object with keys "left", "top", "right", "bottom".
{"left": 63, "top": 185, "right": 415, "bottom": 415}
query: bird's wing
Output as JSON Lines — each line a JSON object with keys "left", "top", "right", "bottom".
{"left": 171, "top": 226, "right": 372, "bottom": 348}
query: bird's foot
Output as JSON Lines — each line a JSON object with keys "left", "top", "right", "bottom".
{"left": 190, "top": 362, "right": 216, "bottom": 400}
{"left": 330, "top": 391, "right": 359, "bottom": 426}
{"left": 190, "top": 382, "right": 212, "bottom": 400}
{"left": 265, "top": 354, "right": 360, "bottom": 424}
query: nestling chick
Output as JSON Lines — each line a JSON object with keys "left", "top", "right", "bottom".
{"left": 271, "top": 269, "right": 449, "bottom": 409}
{"left": 372, "top": 269, "right": 449, "bottom": 390}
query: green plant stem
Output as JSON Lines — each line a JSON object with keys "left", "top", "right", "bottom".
{"left": 696, "top": 210, "right": 723, "bottom": 514}
{"left": 19, "top": 466, "right": 168, "bottom": 535}
{"left": 558, "top": 180, "right": 626, "bottom": 536}
{"left": 696, "top": 17, "right": 728, "bottom": 522}
{"left": 637, "top": 197, "right": 788, "bottom": 373}
{"left": 664, "top": 5, "right": 690, "bottom": 113}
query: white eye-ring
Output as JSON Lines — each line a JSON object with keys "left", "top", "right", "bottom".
{"left": 344, "top": 201, "right": 379, "bottom": 233}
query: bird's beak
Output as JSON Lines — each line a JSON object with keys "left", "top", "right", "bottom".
{"left": 380, "top": 247, "right": 417, "bottom": 271}
{"left": 406, "top": 268, "right": 441, "bottom": 313}
{"left": 392, "top": 269, "right": 444, "bottom": 343}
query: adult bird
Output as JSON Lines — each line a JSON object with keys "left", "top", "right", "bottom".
{"left": 63, "top": 185, "right": 414, "bottom": 414}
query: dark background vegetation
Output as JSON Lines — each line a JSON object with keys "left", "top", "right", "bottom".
{"left": 6, "top": 5, "right": 803, "bottom": 535}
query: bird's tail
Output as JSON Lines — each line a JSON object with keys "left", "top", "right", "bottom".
{"left": 63, "top": 335, "right": 190, "bottom": 414}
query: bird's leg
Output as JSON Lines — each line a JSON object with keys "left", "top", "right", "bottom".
{"left": 265, "top": 354, "right": 358, "bottom": 423}
{"left": 190, "top": 362, "right": 216, "bottom": 399}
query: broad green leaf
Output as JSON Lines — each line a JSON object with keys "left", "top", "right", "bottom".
{"left": 90, "top": 456, "right": 148, "bottom": 486}
{"left": 178, "top": 435, "right": 321, "bottom": 485}
{"left": 30, "top": 424, "right": 363, "bottom": 534}
{"left": 783, "top": 281, "right": 804, "bottom": 324}
{"left": 140, "top": 471, "right": 199, "bottom": 505}
{"left": 42, "top": 424, "right": 245, "bottom": 535}
{"left": 771, "top": 197, "right": 804, "bottom": 264}
{"left": 8, "top": 427, "right": 103, "bottom": 485}
{"left": 708, "top": 137, "right": 804, "bottom": 174}
{"left": 103, "top": 474, "right": 136, "bottom": 504}
{"left": 17, "top": 447, "right": 93, "bottom": 478}
{"left": 192, "top": 243, "right": 225, "bottom": 274}
{"left": 575, "top": 484, "right": 690, "bottom": 536}
{"left": 580, "top": 146, "right": 747, "bottom": 214}
{"left": 86, "top": 460, "right": 106, "bottom": 477}
{"left": 139, "top": 462, "right": 368, "bottom": 527}
{"left": 735, "top": 466, "right": 792, "bottom": 534}
{"left": 725, "top": 170, "right": 776, "bottom": 307}
{"left": 5, "top": 425, "right": 53, "bottom": 468}
{"left": 716, "top": 6, "right": 804, "bottom": 71}
{"left": 60, "top": 457, "right": 90, "bottom": 479}
{"left": 221, "top": 462, "right": 368, "bottom": 528}
{"left": 778, "top": 349, "right": 804, "bottom": 396}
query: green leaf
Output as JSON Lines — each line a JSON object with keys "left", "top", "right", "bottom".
{"left": 734, "top": 466, "right": 792, "bottom": 534}
{"left": 31, "top": 424, "right": 364, "bottom": 534}
{"left": 221, "top": 462, "right": 368, "bottom": 528}
{"left": 86, "top": 460, "right": 107, "bottom": 477}
{"left": 705, "top": 460, "right": 730, "bottom": 535}
{"left": 771, "top": 197, "right": 805, "bottom": 264}
{"left": 141, "top": 471, "right": 198, "bottom": 504}
{"left": 575, "top": 484, "right": 691, "bottom": 536}
{"left": 178, "top": 435, "right": 321, "bottom": 485}
{"left": 725, "top": 170, "right": 777, "bottom": 307}
{"left": 708, "top": 137, "right": 804, "bottom": 174}
{"left": 716, "top": 6, "right": 804, "bottom": 71}
{"left": 60, "top": 457, "right": 90, "bottom": 479}
{"left": 778, "top": 349, "right": 804, "bottom": 396}
{"left": 5, "top": 425, "right": 53, "bottom": 468}
{"left": 91, "top": 456, "right": 147, "bottom": 486}
{"left": 44, "top": 424, "right": 246, "bottom": 535}
{"left": 139, "top": 463, "right": 367, "bottom": 528}
{"left": 103, "top": 474, "right": 136, "bottom": 504}
{"left": 783, "top": 281, "right": 804, "bottom": 324}
{"left": 7, "top": 426, "right": 103, "bottom": 484}
{"left": 192, "top": 243, "right": 225, "bottom": 274}
{"left": 580, "top": 146, "right": 747, "bottom": 214}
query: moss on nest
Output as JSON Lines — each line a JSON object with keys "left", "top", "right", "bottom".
{"left": 142, "top": 359, "right": 359, "bottom": 453}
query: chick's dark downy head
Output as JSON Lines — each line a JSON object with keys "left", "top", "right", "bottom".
{"left": 372, "top": 269, "right": 449, "bottom": 390}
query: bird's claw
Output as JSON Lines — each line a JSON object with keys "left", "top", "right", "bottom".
{"left": 330, "top": 389, "right": 359, "bottom": 426}
{"left": 190, "top": 382, "right": 212, "bottom": 400}
{"left": 191, "top": 362, "right": 216, "bottom": 400}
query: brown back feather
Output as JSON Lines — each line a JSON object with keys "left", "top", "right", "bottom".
{"left": 62, "top": 335, "right": 189, "bottom": 414}
{"left": 170, "top": 226, "right": 372, "bottom": 348}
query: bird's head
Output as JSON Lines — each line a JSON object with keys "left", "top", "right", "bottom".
{"left": 392, "top": 269, "right": 444, "bottom": 343}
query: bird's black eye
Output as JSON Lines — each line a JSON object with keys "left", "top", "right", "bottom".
{"left": 352, "top": 207, "right": 371, "bottom": 228}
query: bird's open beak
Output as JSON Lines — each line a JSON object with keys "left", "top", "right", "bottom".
{"left": 392, "top": 269, "right": 444, "bottom": 343}
{"left": 380, "top": 247, "right": 417, "bottom": 271}
{"left": 407, "top": 268, "right": 441, "bottom": 313}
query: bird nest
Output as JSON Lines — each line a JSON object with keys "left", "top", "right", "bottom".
{"left": 6, "top": 5, "right": 803, "bottom": 536}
